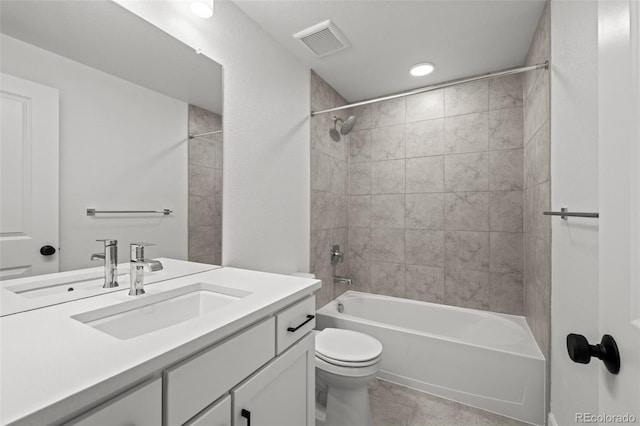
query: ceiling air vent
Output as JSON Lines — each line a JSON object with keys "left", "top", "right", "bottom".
{"left": 293, "top": 20, "right": 350, "bottom": 57}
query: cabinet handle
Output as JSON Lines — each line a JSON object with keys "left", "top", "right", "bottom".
{"left": 241, "top": 408, "right": 251, "bottom": 426}
{"left": 287, "top": 314, "right": 315, "bottom": 333}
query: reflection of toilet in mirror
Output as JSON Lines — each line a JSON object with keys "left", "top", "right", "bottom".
{"left": 315, "top": 328, "right": 383, "bottom": 426}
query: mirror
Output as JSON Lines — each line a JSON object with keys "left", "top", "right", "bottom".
{"left": 0, "top": 1, "right": 223, "bottom": 281}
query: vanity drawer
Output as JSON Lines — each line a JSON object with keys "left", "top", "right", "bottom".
{"left": 65, "top": 378, "right": 161, "bottom": 426}
{"left": 164, "top": 318, "right": 275, "bottom": 426}
{"left": 184, "top": 395, "right": 230, "bottom": 426}
{"left": 276, "top": 296, "right": 315, "bottom": 354}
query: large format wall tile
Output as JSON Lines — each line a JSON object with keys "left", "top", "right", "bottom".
{"left": 490, "top": 149, "right": 524, "bottom": 191}
{"left": 489, "top": 107, "right": 523, "bottom": 150}
{"left": 371, "top": 194, "right": 406, "bottom": 228}
{"left": 405, "top": 119, "right": 444, "bottom": 158}
{"left": 444, "top": 231, "right": 490, "bottom": 271}
{"left": 444, "top": 268, "right": 490, "bottom": 310}
{"left": 490, "top": 191, "right": 523, "bottom": 233}
{"left": 405, "top": 229, "right": 445, "bottom": 267}
{"left": 370, "top": 125, "right": 406, "bottom": 161}
{"left": 490, "top": 232, "right": 524, "bottom": 275}
{"left": 405, "top": 193, "right": 444, "bottom": 230}
{"left": 406, "top": 156, "right": 444, "bottom": 193}
{"left": 444, "top": 112, "right": 489, "bottom": 154}
{"left": 349, "top": 195, "right": 371, "bottom": 227}
{"left": 350, "top": 163, "right": 371, "bottom": 195}
{"left": 444, "top": 192, "right": 490, "bottom": 231}
{"left": 489, "top": 74, "right": 524, "bottom": 110}
{"left": 370, "top": 262, "right": 406, "bottom": 298}
{"left": 405, "top": 265, "right": 445, "bottom": 303}
{"left": 371, "top": 160, "right": 406, "bottom": 194}
{"left": 445, "top": 152, "right": 489, "bottom": 192}
{"left": 444, "top": 80, "right": 489, "bottom": 117}
{"left": 405, "top": 89, "right": 444, "bottom": 122}
{"left": 490, "top": 272, "right": 524, "bottom": 315}
{"left": 311, "top": 72, "right": 527, "bottom": 316}
{"left": 354, "top": 98, "right": 405, "bottom": 130}
{"left": 370, "top": 228, "right": 405, "bottom": 263}
{"left": 350, "top": 130, "right": 371, "bottom": 163}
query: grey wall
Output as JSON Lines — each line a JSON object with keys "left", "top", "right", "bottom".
{"left": 310, "top": 70, "right": 527, "bottom": 315}
{"left": 522, "top": 2, "right": 551, "bottom": 418}
{"left": 345, "top": 75, "right": 525, "bottom": 315}
{"left": 188, "top": 105, "right": 222, "bottom": 265}
{"left": 310, "top": 71, "right": 350, "bottom": 309}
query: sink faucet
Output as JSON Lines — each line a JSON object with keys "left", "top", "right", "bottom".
{"left": 129, "top": 243, "right": 163, "bottom": 296}
{"left": 91, "top": 239, "right": 119, "bottom": 288}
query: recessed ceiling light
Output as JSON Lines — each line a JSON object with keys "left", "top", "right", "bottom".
{"left": 410, "top": 63, "right": 435, "bottom": 77}
{"left": 190, "top": 0, "right": 214, "bottom": 18}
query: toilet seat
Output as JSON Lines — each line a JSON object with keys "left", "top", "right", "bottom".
{"left": 315, "top": 353, "right": 381, "bottom": 378}
{"left": 315, "top": 352, "right": 382, "bottom": 368}
{"left": 315, "top": 328, "right": 383, "bottom": 367}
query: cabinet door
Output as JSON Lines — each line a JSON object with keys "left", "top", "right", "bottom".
{"left": 184, "top": 395, "right": 230, "bottom": 426}
{"left": 232, "top": 332, "right": 314, "bottom": 426}
{"left": 64, "top": 378, "right": 161, "bottom": 426}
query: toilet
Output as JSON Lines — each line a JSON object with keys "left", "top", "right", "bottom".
{"left": 315, "top": 328, "right": 383, "bottom": 426}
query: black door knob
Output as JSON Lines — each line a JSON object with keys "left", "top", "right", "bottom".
{"left": 40, "top": 245, "right": 56, "bottom": 256}
{"left": 567, "top": 333, "right": 620, "bottom": 374}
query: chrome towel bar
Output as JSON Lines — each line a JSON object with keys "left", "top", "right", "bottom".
{"left": 87, "top": 209, "right": 172, "bottom": 216}
{"left": 543, "top": 207, "right": 599, "bottom": 220}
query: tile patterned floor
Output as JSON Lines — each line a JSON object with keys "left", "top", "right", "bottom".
{"left": 369, "top": 379, "right": 529, "bottom": 426}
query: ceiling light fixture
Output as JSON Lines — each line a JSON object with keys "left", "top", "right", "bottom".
{"left": 190, "top": 0, "right": 214, "bottom": 18}
{"left": 410, "top": 62, "right": 435, "bottom": 77}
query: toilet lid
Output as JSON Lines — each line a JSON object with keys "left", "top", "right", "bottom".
{"left": 315, "top": 328, "right": 382, "bottom": 363}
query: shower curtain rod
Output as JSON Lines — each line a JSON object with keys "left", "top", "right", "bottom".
{"left": 310, "top": 61, "right": 549, "bottom": 117}
{"left": 189, "top": 129, "right": 223, "bottom": 139}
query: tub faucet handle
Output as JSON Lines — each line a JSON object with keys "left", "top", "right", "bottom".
{"left": 330, "top": 245, "right": 344, "bottom": 266}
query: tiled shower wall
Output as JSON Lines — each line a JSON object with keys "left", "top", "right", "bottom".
{"left": 523, "top": 2, "right": 551, "bottom": 361}
{"left": 310, "top": 72, "right": 350, "bottom": 309}
{"left": 188, "top": 105, "right": 223, "bottom": 265}
{"left": 346, "top": 76, "right": 525, "bottom": 315}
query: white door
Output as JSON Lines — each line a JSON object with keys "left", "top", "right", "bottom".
{"left": 598, "top": 0, "right": 640, "bottom": 420}
{"left": 0, "top": 73, "right": 59, "bottom": 279}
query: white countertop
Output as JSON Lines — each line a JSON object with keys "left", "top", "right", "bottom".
{"left": 0, "top": 258, "right": 220, "bottom": 317}
{"left": 0, "top": 266, "right": 321, "bottom": 425}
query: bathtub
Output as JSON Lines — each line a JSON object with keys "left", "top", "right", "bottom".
{"left": 316, "top": 291, "right": 545, "bottom": 425}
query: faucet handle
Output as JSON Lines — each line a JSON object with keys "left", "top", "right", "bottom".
{"left": 130, "top": 242, "right": 155, "bottom": 261}
{"left": 96, "top": 239, "right": 117, "bottom": 246}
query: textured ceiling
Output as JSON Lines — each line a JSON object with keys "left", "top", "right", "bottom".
{"left": 235, "top": 0, "right": 546, "bottom": 103}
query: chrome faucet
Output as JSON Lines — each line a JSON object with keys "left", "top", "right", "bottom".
{"left": 129, "top": 243, "right": 163, "bottom": 296}
{"left": 91, "top": 239, "right": 119, "bottom": 288}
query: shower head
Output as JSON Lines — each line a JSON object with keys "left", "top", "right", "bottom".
{"left": 333, "top": 115, "right": 356, "bottom": 135}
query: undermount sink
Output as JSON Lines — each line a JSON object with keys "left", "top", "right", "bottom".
{"left": 72, "top": 283, "right": 251, "bottom": 340}
{"left": 7, "top": 269, "right": 129, "bottom": 299}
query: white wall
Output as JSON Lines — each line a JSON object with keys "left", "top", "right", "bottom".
{"left": 115, "top": 0, "right": 311, "bottom": 275}
{"left": 0, "top": 34, "right": 188, "bottom": 270}
{"left": 550, "top": 2, "right": 600, "bottom": 424}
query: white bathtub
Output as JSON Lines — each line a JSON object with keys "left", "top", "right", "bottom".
{"left": 316, "top": 291, "right": 545, "bottom": 425}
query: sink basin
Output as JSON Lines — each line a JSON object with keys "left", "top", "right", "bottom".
{"left": 7, "top": 269, "right": 129, "bottom": 299}
{"left": 72, "top": 283, "right": 251, "bottom": 339}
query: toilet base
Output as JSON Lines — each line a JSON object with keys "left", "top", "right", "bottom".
{"left": 315, "top": 367, "right": 376, "bottom": 426}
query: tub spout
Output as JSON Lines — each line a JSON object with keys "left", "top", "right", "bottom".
{"left": 333, "top": 276, "right": 352, "bottom": 286}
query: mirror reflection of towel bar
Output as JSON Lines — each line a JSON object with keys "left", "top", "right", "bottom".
{"left": 543, "top": 207, "right": 599, "bottom": 220}
{"left": 87, "top": 209, "right": 172, "bottom": 216}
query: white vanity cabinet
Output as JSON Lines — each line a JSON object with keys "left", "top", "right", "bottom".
{"left": 232, "top": 332, "right": 315, "bottom": 426}
{"left": 44, "top": 295, "right": 317, "bottom": 426}
{"left": 64, "top": 378, "right": 161, "bottom": 426}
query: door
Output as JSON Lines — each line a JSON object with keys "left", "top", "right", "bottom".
{"left": 232, "top": 332, "right": 315, "bottom": 426}
{"left": 598, "top": 0, "right": 640, "bottom": 419}
{"left": 0, "top": 73, "right": 59, "bottom": 279}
